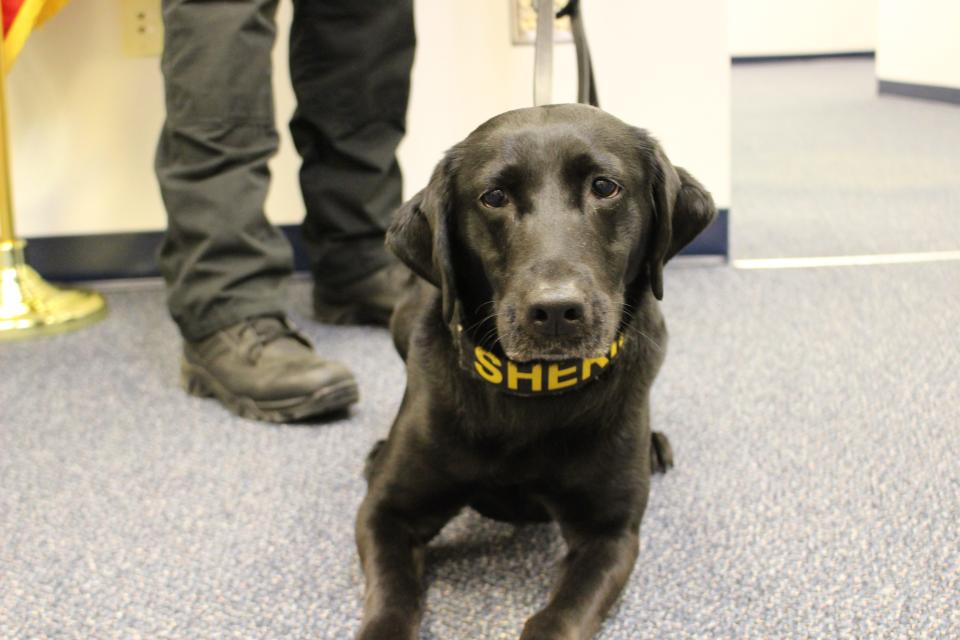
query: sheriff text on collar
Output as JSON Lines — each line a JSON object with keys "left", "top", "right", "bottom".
{"left": 469, "top": 334, "right": 625, "bottom": 396}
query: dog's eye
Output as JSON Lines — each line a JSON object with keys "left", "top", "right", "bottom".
{"left": 591, "top": 178, "right": 621, "bottom": 198}
{"left": 480, "top": 189, "right": 509, "bottom": 208}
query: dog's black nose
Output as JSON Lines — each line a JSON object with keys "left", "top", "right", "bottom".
{"left": 527, "top": 294, "right": 586, "bottom": 337}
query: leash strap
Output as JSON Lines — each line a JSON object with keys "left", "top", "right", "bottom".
{"left": 534, "top": 0, "right": 599, "bottom": 107}
{"left": 533, "top": 0, "right": 555, "bottom": 106}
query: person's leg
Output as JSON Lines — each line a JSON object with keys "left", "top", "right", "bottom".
{"left": 155, "top": 0, "right": 357, "bottom": 421}
{"left": 156, "top": 0, "right": 292, "bottom": 342}
{"left": 288, "top": 0, "right": 416, "bottom": 323}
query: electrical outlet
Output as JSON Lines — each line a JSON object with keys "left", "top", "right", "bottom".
{"left": 119, "top": 0, "right": 163, "bottom": 58}
{"left": 511, "top": 0, "right": 573, "bottom": 45}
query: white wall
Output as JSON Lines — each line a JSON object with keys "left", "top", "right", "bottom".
{"left": 7, "top": 0, "right": 729, "bottom": 239}
{"left": 729, "top": 0, "right": 877, "bottom": 57}
{"left": 876, "top": 0, "right": 960, "bottom": 89}
{"left": 7, "top": 0, "right": 165, "bottom": 237}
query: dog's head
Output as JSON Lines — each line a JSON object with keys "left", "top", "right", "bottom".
{"left": 388, "top": 104, "right": 715, "bottom": 362}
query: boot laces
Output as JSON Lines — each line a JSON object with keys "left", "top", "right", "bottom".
{"left": 239, "top": 316, "right": 309, "bottom": 363}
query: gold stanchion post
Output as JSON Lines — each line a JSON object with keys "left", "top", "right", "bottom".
{"left": 0, "top": 39, "right": 106, "bottom": 341}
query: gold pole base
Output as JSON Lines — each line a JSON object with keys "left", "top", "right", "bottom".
{"left": 0, "top": 240, "right": 107, "bottom": 341}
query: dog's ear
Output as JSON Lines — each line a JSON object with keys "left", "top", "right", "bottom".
{"left": 386, "top": 152, "right": 459, "bottom": 324}
{"left": 645, "top": 139, "right": 716, "bottom": 300}
{"left": 386, "top": 188, "right": 435, "bottom": 284}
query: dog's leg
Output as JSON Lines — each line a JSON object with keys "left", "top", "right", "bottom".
{"left": 650, "top": 431, "right": 673, "bottom": 474}
{"left": 519, "top": 524, "right": 640, "bottom": 640}
{"left": 354, "top": 500, "right": 427, "bottom": 640}
{"left": 355, "top": 466, "right": 461, "bottom": 640}
{"left": 362, "top": 439, "right": 387, "bottom": 483}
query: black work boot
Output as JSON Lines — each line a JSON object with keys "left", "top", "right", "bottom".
{"left": 313, "top": 262, "right": 411, "bottom": 327}
{"left": 181, "top": 316, "right": 358, "bottom": 422}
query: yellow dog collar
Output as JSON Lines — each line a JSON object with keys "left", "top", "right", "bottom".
{"left": 458, "top": 328, "right": 626, "bottom": 397}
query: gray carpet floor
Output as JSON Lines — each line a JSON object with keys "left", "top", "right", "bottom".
{"left": 732, "top": 58, "right": 960, "bottom": 258}
{"left": 2, "top": 60, "right": 960, "bottom": 639}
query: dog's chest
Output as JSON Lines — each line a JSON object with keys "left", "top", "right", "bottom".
{"left": 448, "top": 393, "right": 630, "bottom": 483}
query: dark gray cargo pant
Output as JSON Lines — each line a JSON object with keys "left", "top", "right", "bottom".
{"left": 155, "top": 0, "right": 415, "bottom": 341}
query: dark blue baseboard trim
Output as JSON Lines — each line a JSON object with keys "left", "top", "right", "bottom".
{"left": 685, "top": 208, "right": 728, "bottom": 257}
{"left": 23, "top": 226, "right": 312, "bottom": 282}
{"left": 878, "top": 79, "right": 960, "bottom": 105}
{"left": 23, "top": 230, "right": 163, "bottom": 281}
{"left": 24, "top": 209, "right": 729, "bottom": 282}
{"left": 732, "top": 51, "right": 874, "bottom": 64}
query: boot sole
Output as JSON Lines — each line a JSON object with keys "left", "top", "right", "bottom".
{"left": 181, "top": 361, "right": 359, "bottom": 423}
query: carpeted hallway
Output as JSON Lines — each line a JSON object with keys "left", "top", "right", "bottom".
{"left": 2, "top": 60, "right": 959, "bottom": 638}
{"left": 731, "top": 58, "right": 960, "bottom": 259}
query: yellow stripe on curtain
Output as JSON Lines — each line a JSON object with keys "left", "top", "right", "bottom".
{"left": 3, "top": 0, "right": 70, "bottom": 73}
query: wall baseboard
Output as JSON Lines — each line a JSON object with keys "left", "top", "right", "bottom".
{"left": 23, "top": 210, "right": 729, "bottom": 282}
{"left": 686, "top": 208, "right": 728, "bottom": 257}
{"left": 732, "top": 51, "right": 874, "bottom": 64}
{"left": 21, "top": 226, "right": 312, "bottom": 282}
{"left": 878, "top": 79, "right": 960, "bottom": 105}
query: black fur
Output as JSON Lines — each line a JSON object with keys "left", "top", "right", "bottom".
{"left": 356, "top": 104, "right": 715, "bottom": 640}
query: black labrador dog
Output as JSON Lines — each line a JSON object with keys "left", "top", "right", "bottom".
{"left": 356, "top": 104, "right": 715, "bottom": 640}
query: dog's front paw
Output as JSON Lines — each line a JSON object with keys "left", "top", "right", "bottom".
{"left": 356, "top": 610, "right": 416, "bottom": 640}
{"left": 519, "top": 612, "right": 575, "bottom": 640}
{"left": 650, "top": 431, "right": 674, "bottom": 474}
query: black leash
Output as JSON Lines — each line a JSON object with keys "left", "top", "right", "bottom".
{"left": 534, "top": 0, "right": 598, "bottom": 107}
